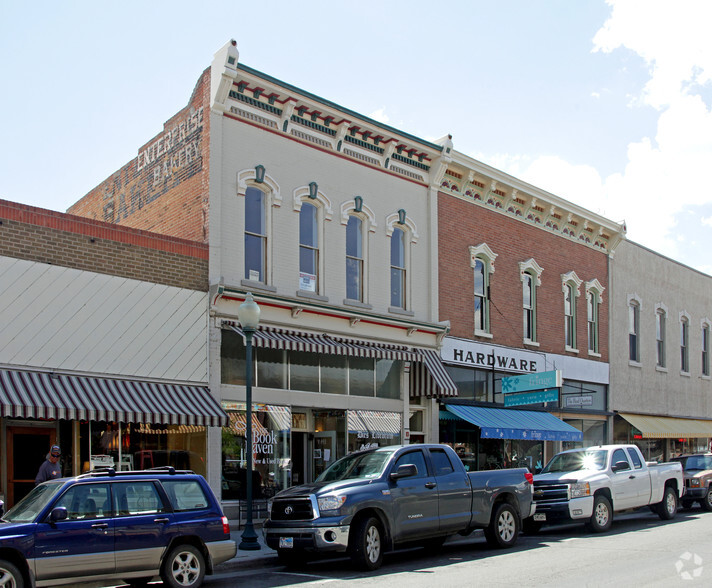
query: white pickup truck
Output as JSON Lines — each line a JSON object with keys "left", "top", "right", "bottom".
{"left": 526, "top": 444, "right": 684, "bottom": 533}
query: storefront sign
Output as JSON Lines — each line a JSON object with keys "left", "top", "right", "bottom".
{"left": 441, "top": 338, "right": 544, "bottom": 374}
{"left": 503, "top": 389, "right": 559, "bottom": 407}
{"left": 502, "top": 370, "right": 562, "bottom": 394}
{"left": 565, "top": 395, "right": 593, "bottom": 407}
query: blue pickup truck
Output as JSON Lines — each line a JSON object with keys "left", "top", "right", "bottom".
{"left": 0, "top": 468, "right": 236, "bottom": 588}
{"left": 264, "top": 444, "right": 534, "bottom": 570}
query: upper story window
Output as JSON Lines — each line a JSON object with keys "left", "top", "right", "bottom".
{"left": 702, "top": 320, "right": 710, "bottom": 377}
{"left": 244, "top": 187, "right": 266, "bottom": 282}
{"left": 628, "top": 298, "right": 641, "bottom": 363}
{"left": 341, "top": 198, "right": 376, "bottom": 307}
{"left": 680, "top": 312, "right": 690, "bottom": 374}
{"left": 299, "top": 202, "right": 319, "bottom": 292}
{"left": 469, "top": 244, "right": 497, "bottom": 337}
{"left": 655, "top": 305, "right": 667, "bottom": 368}
{"left": 562, "top": 271, "right": 582, "bottom": 352}
{"left": 238, "top": 167, "right": 281, "bottom": 288}
{"left": 390, "top": 227, "right": 405, "bottom": 308}
{"left": 346, "top": 215, "right": 364, "bottom": 301}
{"left": 519, "top": 258, "right": 543, "bottom": 345}
{"left": 585, "top": 279, "right": 604, "bottom": 356}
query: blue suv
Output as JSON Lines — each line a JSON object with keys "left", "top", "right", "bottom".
{"left": 0, "top": 468, "right": 236, "bottom": 587}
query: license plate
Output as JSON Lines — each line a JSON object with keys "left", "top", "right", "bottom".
{"left": 534, "top": 513, "right": 546, "bottom": 522}
{"left": 279, "top": 537, "right": 294, "bottom": 549}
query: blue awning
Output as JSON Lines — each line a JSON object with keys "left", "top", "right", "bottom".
{"left": 445, "top": 404, "right": 583, "bottom": 442}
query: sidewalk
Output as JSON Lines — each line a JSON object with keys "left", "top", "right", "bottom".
{"left": 220, "top": 521, "right": 279, "bottom": 571}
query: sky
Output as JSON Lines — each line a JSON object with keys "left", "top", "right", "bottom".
{"left": 1, "top": 0, "right": 712, "bottom": 274}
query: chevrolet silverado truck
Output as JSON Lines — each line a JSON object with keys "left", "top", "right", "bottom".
{"left": 526, "top": 444, "right": 683, "bottom": 533}
{"left": 672, "top": 452, "right": 712, "bottom": 511}
{"left": 263, "top": 444, "right": 534, "bottom": 570}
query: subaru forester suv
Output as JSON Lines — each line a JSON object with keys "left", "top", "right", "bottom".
{"left": 0, "top": 467, "right": 236, "bottom": 587}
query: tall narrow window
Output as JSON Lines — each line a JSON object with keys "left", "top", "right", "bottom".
{"left": 299, "top": 202, "right": 318, "bottom": 292}
{"left": 681, "top": 316, "right": 689, "bottom": 373}
{"left": 656, "top": 309, "right": 666, "bottom": 368}
{"left": 244, "top": 186, "right": 266, "bottom": 282}
{"left": 346, "top": 215, "right": 363, "bottom": 301}
{"left": 629, "top": 301, "right": 640, "bottom": 362}
{"left": 390, "top": 227, "right": 405, "bottom": 308}
{"left": 587, "top": 292, "right": 598, "bottom": 353}
{"left": 565, "top": 285, "right": 576, "bottom": 348}
{"left": 703, "top": 323, "right": 710, "bottom": 377}
{"left": 523, "top": 273, "right": 534, "bottom": 341}
{"left": 474, "top": 259, "right": 488, "bottom": 332}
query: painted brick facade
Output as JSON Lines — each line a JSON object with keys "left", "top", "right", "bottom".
{"left": 438, "top": 191, "right": 609, "bottom": 362}
{"left": 67, "top": 69, "right": 211, "bottom": 244}
{"left": 0, "top": 199, "right": 208, "bottom": 291}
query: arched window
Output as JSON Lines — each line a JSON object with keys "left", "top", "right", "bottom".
{"left": 702, "top": 320, "right": 711, "bottom": 377}
{"left": 655, "top": 305, "right": 667, "bottom": 368}
{"left": 520, "top": 258, "right": 543, "bottom": 344}
{"left": 562, "top": 271, "right": 582, "bottom": 352}
{"left": 680, "top": 313, "right": 690, "bottom": 373}
{"left": 629, "top": 300, "right": 640, "bottom": 363}
{"left": 244, "top": 186, "right": 266, "bottom": 282}
{"left": 390, "top": 227, "right": 405, "bottom": 308}
{"left": 299, "top": 202, "right": 319, "bottom": 293}
{"left": 346, "top": 215, "right": 364, "bottom": 302}
{"left": 585, "top": 278, "right": 604, "bottom": 355}
{"left": 469, "top": 244, "right": 497, "bottom": 337}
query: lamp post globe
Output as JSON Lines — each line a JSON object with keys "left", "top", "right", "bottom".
{"left": 238, "top": 292, "right": 261, "bottom": 551}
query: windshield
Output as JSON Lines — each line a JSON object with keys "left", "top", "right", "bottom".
{"left": 3, "top": 482, "right": 65, "bottom": 523}
{"left": 541, "top": 450, "right": 607, "bottom": 474}
{"left": 678, "top": 455, "right": 712, "bottom": 471}
{"left": 316, "top": 449, "right": 396, "bottom": 483}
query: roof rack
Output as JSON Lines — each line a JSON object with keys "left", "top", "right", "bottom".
{"left": 76, "top": 466, "right": 195, "bottom": 479}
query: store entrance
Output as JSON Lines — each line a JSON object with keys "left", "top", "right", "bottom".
{"left": 7, "top": 426, "right": 55, "bottom": 506}
{"left": 290, "top": 432, "right": 311, "bottom": 486}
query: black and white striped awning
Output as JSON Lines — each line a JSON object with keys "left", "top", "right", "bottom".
{"left": 0, "top": 369, "right": 228, "bottom": 427}
{"left": 410, "top": 349, "right": 459, "bottom": 398}
{"left": 226, "top": 323, "right": 414, "bottom": 360}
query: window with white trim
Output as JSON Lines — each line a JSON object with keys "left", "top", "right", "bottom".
{"left": 585, "top": 279, "right": 604, "bottom": 355}
{"left": 680, "top": 313, "right": 690, "bottom": 373}
{"left": 702, "top": 321, "right": 710, "bottom": 377}
{"left": 346, "top": 215, "right": 364, "bottom": 301}
{"left": 629, "top": 300, "right": 640, "bottom": 363}
{"left": 519, "top": 259, "right": 543, "bottom": 344}
{"left": 470, "top": 244, "right": 497, "bottom": 336}
{"left": 390, "top": 227, "right": 405, "bottom": 308}
{"left": 655, "top": 306, "right": 666, "bottom": 368}
{"left": 562, "top": 271, "right": 582, "bottom": 351}
{"left": 244, "top": 186, "right": 266, "bottom": 282}
{"left": 385, "top": 211, "right": 417, "bottom": 313}
{"left": 299, "top": 202, "right": 319, "bottom": 292}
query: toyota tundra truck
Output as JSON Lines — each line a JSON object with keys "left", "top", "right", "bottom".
{"left": 526, "top": 444, "right": 683, "bottom": 533}
{"left": 263, "top": 444, "right": 534, "bottom": 570}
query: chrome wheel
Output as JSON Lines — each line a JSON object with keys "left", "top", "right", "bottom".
{"left": 593, "top": 501, "right": 610, "bottom": 527}
{"left": 497, "top": 509, "right": 516, "bottom": 543}
{"left": 365, "top": 523, "right": 381, "bottom": 564}
{"left": 171, "top": 551, "right": 199, "bottom": 586}
{"left": 162, "top": 544, "right": 205, "bottom": 588}
{"left": 0, "top": 560, "right": 22, "bottom": 588}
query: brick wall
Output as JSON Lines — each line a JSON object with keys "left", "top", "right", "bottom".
{"left": 67, "top": 69, "right": 211, "bottom": 243}
{"left": 1, "top": 199, "right": 208, "bottom": 291}
{"left": 438, "top": 192, "right": 609, "bottom": 361}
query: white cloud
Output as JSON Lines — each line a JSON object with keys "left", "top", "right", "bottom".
{"left": 702, "top": 217, "right": 712, "bottom": 227}
{"left": 368, "top": 107, "right": 390, "bottom": 123}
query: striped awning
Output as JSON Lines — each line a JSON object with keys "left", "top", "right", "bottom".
{"left": 0, "top": 369, "right": 228, "bottom": 427}
{"left": 410, "top": 349, "right": 459, "bottom": 398}
{"left": 348, "top": 410, "right": 402, "bottom": 437}
{"left": 619, "top": 413, "right": 712, "bottom": 439}
{"left": 226, "top": 323, "right": 414, "bottom": 360}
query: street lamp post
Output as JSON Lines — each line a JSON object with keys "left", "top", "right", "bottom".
{"left": 238, "top": 292, "right": 261, "bottom": 551}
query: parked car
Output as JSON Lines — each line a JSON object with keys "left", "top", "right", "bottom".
{"left": 527, "top": 444, "right": 684, "bottom": 533}
{"left": 0, "top": 467, "right": 236, "bottom": 587}
{"left": 672, "top": 453, "right": 712, "bottom": 511}
{"left": 263, "top": 443, "right": 534, "bottom": 570}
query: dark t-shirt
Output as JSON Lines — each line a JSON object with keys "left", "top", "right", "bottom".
{"left": 35, "top": 459, "right": 62, "bottom": 485}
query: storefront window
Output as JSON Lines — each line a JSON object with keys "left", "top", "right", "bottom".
{"left": 347, "top": 410, "right": 402, "bottom": 453}
{"left": 258, "top": 347, "right": 286, "bottom": 389}
{"left": 562, "top": 419, "right": 606, "bottom": 450}
{"left": 561, "top": 381, "right": 607, "bottom": 411}
{"left": 350, "top": 357, "right": 375, "bottom": 396}
{"left": 314, "top": 411, "right": 346, "bottom": 479}
{"left": 221, "top": 403, "right": 291, "bottom": 500}
{"left": 82, "top": 421, "right": 207, "bottom": 476}
{"left": 290, "top": 351, "right": 319, "bottom": 392}
{"left": 376, "top": 359, "right": 400, "bottom": 399}
{"left": 321, "top": 355, "right": 347, "bottom": 394}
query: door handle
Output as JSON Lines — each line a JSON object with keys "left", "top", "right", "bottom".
{"left": 91, "top": 523, "right": 108, "bottom": 529}
{"left": 154, "top": 517, "right": 170, "bottom": 524}
{"left": 424, "top": 482, "right": 437, "bottom": 489}
{"left": 629, "top": 475, "right": 636, "bottom": 479}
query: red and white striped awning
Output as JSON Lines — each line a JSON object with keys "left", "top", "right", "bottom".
{"left": 226, "top": 323, "right": 414, "bottom": 360}
{"left": 0, "top": 369, "right": 228, "bottom": 427}
{"left": 410, "top": 349, "right": 459, "bottom": 398}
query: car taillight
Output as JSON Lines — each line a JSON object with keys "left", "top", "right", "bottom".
{"left": 222, "top": 516, "right": 230, "bottom": 535}
{"left": 525, "top": 473, "right": 534, "bottom": 485}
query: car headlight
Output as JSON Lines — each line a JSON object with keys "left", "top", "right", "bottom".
{"left": 690, "top": 479, "right": 701, "bottom": 487}
{"left": 317, "top": 495, "right": 347, "bottom": 513}
{"left": 570, "top": 482, "right": 591, "bottom": 498}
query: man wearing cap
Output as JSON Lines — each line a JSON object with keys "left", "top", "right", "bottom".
{"left": 35, "top": 445, "right": 62, "bottom": 485}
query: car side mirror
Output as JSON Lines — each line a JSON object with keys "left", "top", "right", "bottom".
{"left": 49, "top": 507, "right": 68, "bottom": 523}
{"left": 390, "top": 464, "right": 417, "bottom": 481}
{"left": 612, "top": 461, "right": 630, "bottom": 472}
